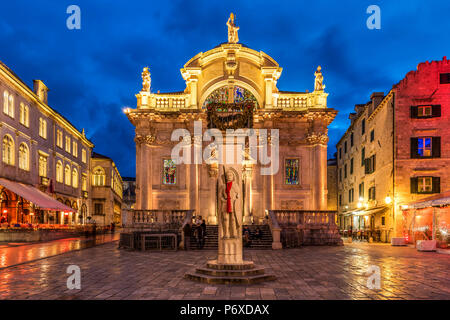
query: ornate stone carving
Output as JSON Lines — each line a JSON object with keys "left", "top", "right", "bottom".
{"left": 305, "top": 131, "right": 329, "bottom": 145}
{"left": 134, "top": 133, "right": 155, "bottom": 145}
{"left": 226, "top": 13, "right": 239, "bottom": 43}
{"left": 280, "top": 200, "right": 303, "bottom": 210}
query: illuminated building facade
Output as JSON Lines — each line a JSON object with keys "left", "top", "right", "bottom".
{"left": 337, "top": 57, "right": 450, "bottom": 244}
{"left": 126, "top": 16, "right": 337, "bottom": 225}
{"left": 90, "top": 152, "right": 123, "bottom": 226}
{"left": 0, "top": 60, "right": 123, "bottom": 228}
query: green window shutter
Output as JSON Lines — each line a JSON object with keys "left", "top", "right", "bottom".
{"left": 410, "top": 138, "right": 418, "bottom": 158}
{"left": 432, "top": 105, "right": 441, "bottom": 117}
{"left": 364, "top": 158, "right": 369, "bottom": 174}
{"left": 432, "top": 137, "right": 441, "bottom": 158}
{"left": 432, "top": 177, "right": 441, "bottom": 193}
{"left": 410, "top": 177, "right": 418, "bottom": 194}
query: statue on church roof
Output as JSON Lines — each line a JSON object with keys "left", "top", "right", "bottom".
{"left": 314, "top": 65, "right": 325, "bottom": 91}
{"left": 141, "top": 66, "right": 151, "bottom": 92}
{"left": 226, "top": 13, "right": 239, "bottom": 44}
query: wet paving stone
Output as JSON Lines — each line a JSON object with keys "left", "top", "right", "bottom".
{"left": 0, "top": 242, "right": 449, "bottom": 300}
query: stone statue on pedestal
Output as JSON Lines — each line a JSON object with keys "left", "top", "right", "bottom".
{"left": 218, "top": 167, "right": 241, "bottom": 239}
{"left": 141, "top": 67, "right": 151, "bottom": 92}
{"left": 226, "top": 13, "right": 239, "bottom": 44}
{"left": 314, "top": 65, "right": 325, "bottom": 91}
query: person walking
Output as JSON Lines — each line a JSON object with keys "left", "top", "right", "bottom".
{"left": 200, "top": 219, "right": 207, "bottom": 249}
{"left": 183, "top": 222, "right": 192, "bottom": 250}
{"left": 196, "top": 222, "right": 203, "bottom": 249}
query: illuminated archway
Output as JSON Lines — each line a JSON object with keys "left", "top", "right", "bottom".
{"left": 200, "top": 83, "right": 260, "bottom": 109}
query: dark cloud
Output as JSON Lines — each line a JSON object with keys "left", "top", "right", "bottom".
{"left": 1, "top": 0, "right": 449, "bottom": 174}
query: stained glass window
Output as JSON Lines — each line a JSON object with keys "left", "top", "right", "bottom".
{"left": 163, "top": 159, "right": 176, "bottom": 185}
{"left": 202, "top": 86, "right": 258, "bottom": 109}
{"left": 285, "top": 159, "right": 299, "bottom": 185}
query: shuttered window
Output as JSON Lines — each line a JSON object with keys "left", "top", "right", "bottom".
{"left": 410, "top": 105, "right": 441, "bottom": 118}
{"left": 410, "top": 177, "right": 440, "bottom": 194}
{"left": 410, "top": 137, "right": 441, "bottom": 158}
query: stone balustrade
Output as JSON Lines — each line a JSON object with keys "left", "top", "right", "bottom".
{"left": 268, "top": 210, "right": 342, "bottom": 247}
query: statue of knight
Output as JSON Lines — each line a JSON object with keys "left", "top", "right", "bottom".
{"left": 218, "top": 166, "right": 241, "bottom": 239}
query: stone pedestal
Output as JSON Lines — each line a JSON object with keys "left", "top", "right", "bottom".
{"left": 185, "top": 165, "right": 275, "bottom": 284}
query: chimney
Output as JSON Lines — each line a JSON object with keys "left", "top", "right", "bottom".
{"left": 33, "top": 80, "right": 49, "bottom": 104}
{"left": 370, "top": 92, "right": 384, "bottom": 109}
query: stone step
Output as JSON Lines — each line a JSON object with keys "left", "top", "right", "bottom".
{"left": 195, "top": 267, "right": 266, "bottom": 277}
{"left": 184, "top": 272, "right": 276, "bottom": 285}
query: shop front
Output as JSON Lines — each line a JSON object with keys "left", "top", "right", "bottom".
{"left": 0, "top": 178, "right": 75, "bottom": 232}
{"left": 340, "top": 206, "right": 390, "bottom": 242}
{"left": 401, "top": 193, "right": 450, "bottom": 248}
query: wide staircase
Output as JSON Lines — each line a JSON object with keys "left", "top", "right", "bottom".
{"left": 189, "top": 225, "right": 272, "bottom": 250}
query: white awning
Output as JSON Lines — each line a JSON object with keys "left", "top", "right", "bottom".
{"left": 0, "top": 178, "right": 75, "bottom": 212}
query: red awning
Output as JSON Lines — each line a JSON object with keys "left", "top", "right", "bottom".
{"left": 0, "top": 178, "right": 75, "bottom": 212}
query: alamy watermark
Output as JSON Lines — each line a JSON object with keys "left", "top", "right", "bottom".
{"left": 66, "top": 265, "right": 81, "bottom": 289}
{"left": 366, "top": 265, "right": 381, "bottom": 290}
{"left": 66, "top": 5, "right": 81, "bottom": 30}
{"left": 366, "top": 5, "right": 381, "bottom": 30}
{"left": 170, "top": 121, "right": 279, "bottom": 175}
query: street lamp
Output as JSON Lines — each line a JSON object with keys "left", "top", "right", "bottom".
{"left": 385, "top": 196, "right": 392, "bottom": 205}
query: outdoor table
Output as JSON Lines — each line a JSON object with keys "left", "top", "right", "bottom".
{"left": 141, "top": 233, "right": 177, "bottom": 251}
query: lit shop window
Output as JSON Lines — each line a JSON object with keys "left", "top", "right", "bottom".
{"left": 285, "top": 158, "right": 299, "bottom": 185}
{"left": 163, "top": 159, "right": 177, "bottom": 185}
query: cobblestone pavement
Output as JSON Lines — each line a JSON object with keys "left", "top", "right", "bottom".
{"left": 0, "top": 242, "right": 449, "bottom": 300}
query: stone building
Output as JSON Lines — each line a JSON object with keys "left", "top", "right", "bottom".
{"left": 125, "top": 16, "right": 336, "bottom": 225}
{"left": 327, "top": 157, "right": 338, "bottom": 212}
{"left": 90, "top": 152, "right": 123, "bottom": 226}
{"left": 337, "top": 57, "right": 450, "bottom": 243}
{"left": 121, "top": 177, "right": 136, "bottom": 226}
{"left": 0, "top": 60, "right": 94, "bottom": 226}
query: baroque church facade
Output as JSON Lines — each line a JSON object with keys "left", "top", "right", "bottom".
{"left": 125, "top": 14, "right": 337, "bottom": 225}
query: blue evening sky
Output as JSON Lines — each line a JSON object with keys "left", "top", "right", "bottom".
{"left": 1, "top": 0, "right": 449, "bottom": 176}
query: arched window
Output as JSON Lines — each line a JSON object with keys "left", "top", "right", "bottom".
{"left": 64, "top": 165, "right": 71, "bottom": 185}
{"left": 56, "top": 161, "right": 63, "bottom": 183}
{"left": 18, "top": 143, "right": 29, "bottom": 171}
{"left": 93, "top": 167, "right": 105, "bottom": 186}
{"left": 2, "top": 135, "right": 14, "bottom": 165}
{"left": 72, "top": 168, "right": 78, "bottom": 188}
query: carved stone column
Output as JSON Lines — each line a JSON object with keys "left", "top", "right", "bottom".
{"left": 242, "top": 162, "right": 253, "bottom": 224}
{"left": 207, "top": 162, "right": 218, "bottom": 224}
{"left": 135, "top": 133, "right": 156, "bottom": 210}
{"left": 306, "top": 130, "right": 328, "bottom": 210}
